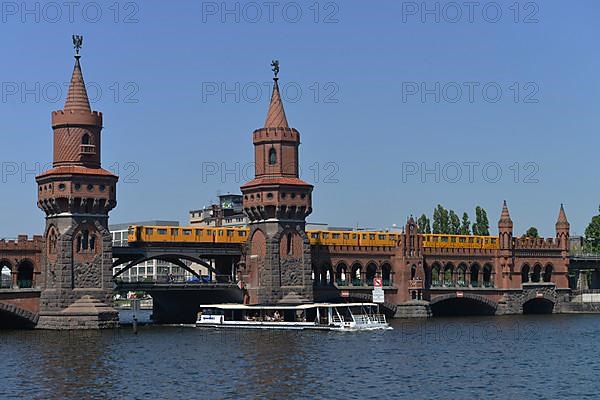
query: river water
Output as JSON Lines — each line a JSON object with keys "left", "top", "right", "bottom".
{"left": 2, "top": 313, "right": 600, "bottom": 399}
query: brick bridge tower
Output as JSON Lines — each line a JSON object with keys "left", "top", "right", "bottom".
{"left": 35, "top": 38, "right": 119, "bottom": 329}
{"left": 241, "top": 63, "right": 314, "bottom": 304}
{"left": 497, "top": 200, "right": 514, "bottom": 287}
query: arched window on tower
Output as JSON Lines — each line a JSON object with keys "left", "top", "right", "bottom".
{"left": 269, "top": 148, "right": 277, "bottom": 165}
{"left": 82, "top": 133, "right": 90, "bottom": 145}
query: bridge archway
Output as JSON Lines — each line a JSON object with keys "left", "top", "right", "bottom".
{"left": 521, "top": 264, "right": 530, "bottom": 283}
{"left": 0, "top": 303, "right": 38, "bottom": 329}
{"left": 430, "top": 293, "right": 497, "bottom": 316}
{"left": 1, "top": 260, "right": 12, "bottom": 289}
{"left": 16, "top": 260, "right": 34, "bottom": 288}
{"left": 531, "top": 264, "right": 542, "bottom": 283}
{"left": 443, "top": 263, "right": 454, "bottom": 286}
{"left": 456, "top": 263, "right": 467, "bottom": 287}
{"left": 351, "top": 263, "right": 362, "bottom": 286}
{"left": 469, "top": 263, "right": 480, "bottom": 287}
{"left": 335, "top": 262, "right": 348, "bottom": 286}
{"left": 543, "top": 264, "right": 553, "bottom": 283}
{"left": 365, "top": 262, "right": 377, "bottom": 285}
{"left": 113, "top": 254, "right": 212, "bottom": 281}
{"left": 523, "top": 298, "right": 554, "bottom": 314}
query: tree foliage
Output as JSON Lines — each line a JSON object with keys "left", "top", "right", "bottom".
{"left": 472, "top": 206, "right": 490, "bottom": 236}
{"left": 417, "top": 214, "right": 431, "bottom": 234}
{"left": 460, "top": 212, "right": 471, "bottom": 235}
{"left": 449, "top": 211, "right": 461, "bottom": 234}
{"left": 584, "top": 205, "right": 600, "bottom": 252}
{"left": 524, "top": 227, "right": 539, "bottom": 238}
{"left": 432, "top": 204, "right": 450, "bottom": 234}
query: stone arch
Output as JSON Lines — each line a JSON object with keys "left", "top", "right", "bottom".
{"left": 443, "top": 263, "right": 454, "bottom": 286}
{"left": 113, "top": 255, "right": 211, "bottom": 281}
{"left": 456, "top": 263, "right": 468, "bottom": 287}
{"left": 47, "top": 225, "right": 58, "bottom": 255}
{"left": 381, "top": 263, "right": 392, "bottom": 285}
{"left": 319, "top": 263, "right": 333, "bottom": 286}
{"left": 0, "top": 302, "right": 38, "bottom": 328}
{"left": 543, "top": 264, "right": 553, "bottom": 283}
{"left": 335, "top": 262, "right": 348, "bottom": 286}
{"left": 483, "top": 263, "right": 493, "bottom": 287}
{"left": 521, "top": 264, "right": 530, "bottom": 283}
{"left": 351, "top": 262, "right": 363, "bottom": 286}
{"left": 365, "top": 262, "right": 378, "bottom": 285}
{"left": 430, "top": 262, "right": 442, "bottom": 287}
{"left": 469, "top": 263, "right": 481, "bottom": 287}
{"left": 16, "top": 260, "right": 34, "bottom": 288}
{"left": 531, "top": 264, "right": 542, "bottom": 283}
{"left": 0, "top": 259, "right": 12, "bottom": 289}
{"left": 429, "top": 293, "right": 498, "bottom": 316}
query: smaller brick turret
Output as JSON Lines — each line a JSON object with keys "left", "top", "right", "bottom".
{"left": 498, "top": 200, "right": 513, "bottom": 250}
{"left": 556, "top": 204, "right": 570, "bottom": 251}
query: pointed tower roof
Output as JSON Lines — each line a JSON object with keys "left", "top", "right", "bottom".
{"left": 64, "top": 55, "right": 91, "bottom": 112}
{"left": 264, "top": 78, "right": 289, "bottom": 129}
{"left": 498, "top": 200, "right": 513, "bottom": 229}
{"left": 556, "top": 204, "right": 570, "bottom": 229}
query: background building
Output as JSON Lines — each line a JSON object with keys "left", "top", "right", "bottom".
{"left": 190, "top": 194, "right": 248, "bottom": 227}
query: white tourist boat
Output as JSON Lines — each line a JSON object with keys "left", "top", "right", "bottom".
{"left": 196, "top": 303, "right": 390, "bottom": 331}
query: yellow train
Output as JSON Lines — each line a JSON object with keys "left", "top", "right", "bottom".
{"left": 127, "top": 226, "right": 498, "bottom": 249}
{"left": 422, "top": 234, "right": 498, "bottom": 250}
{"left": 127, "top": 225, "right": 249, "bottom": 245}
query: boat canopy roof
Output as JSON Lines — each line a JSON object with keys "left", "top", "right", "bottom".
{"left": 198, "top": 303, "right": 378, "bottom": 310}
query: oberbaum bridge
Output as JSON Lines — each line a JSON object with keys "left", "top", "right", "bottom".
{"left": 1, "top": 40, "right": 599, "bottom": 329}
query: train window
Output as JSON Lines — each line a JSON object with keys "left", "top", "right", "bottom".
{"left": 171, "top": 229, "right": 179, "bottom": 236}
{"left": 343, "top": 233, "right": 349, "bottom": 239}
{"left": 459, "top": 237, "right": 466, "bottom": 243}
{"left": 128, "top": 227, "right": 135, "bottom": 235}
{"left": 441, "top": 236, "right": 448, "bottom": 242}
{"left": 311, "top": 233, "right": 319, "bottom": 239}
{"left": 352, "top": 234, "right": 357, "bottom": 239}
{"left": 450, "top": 237, "right": 456, "bottom": 243}
{"left": 238, "top": 231, "right": 247, "bottom": 237}
{"left": 206, "top": 230, "right": 213, "bottom": 236}
{"left": 362, "top": 234, "right": 367, "bottom": 239}
{"left": 468, "top": 237, "right": 474, "bottom": 243}
{"left": 323, "top": 233, "right": 329, "bottom": 239}
{"left": 332, "top": 233, "right": 340, "bottom": 239}
{"left": 145, "top": 228, "right": 153, "bottom": 235}
{"left": 227, "top": 230, "right": 234, "bottom": 237}
{"left": 218, "top": 230, "right": 224, "bottom": 236}
{"left": 195, "top": 230, "right": 202, "bottom": 236}
{"left": 390, "top": 234, "right": 396, "bottom": 240}
{"left": 433, "top": 237, "right": 439, "bottom": 242}
{"left": 491, "top": 238, "right": 497, "bottom": 244}
{"left": 183, "top": 230, "right": 192, "bottom": 236}
{"left": 158, "top": 229, "right": 167, "bottom": 235}
{"left": 378, "top": 234, "right": 386, "bottom": 240}
{"left": 369, "top": 234, "right": 375, "bottom": 240}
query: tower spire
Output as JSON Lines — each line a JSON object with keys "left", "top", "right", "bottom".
{"left": 556, "top": 203, "right": 569, "bottom": 228}
{"left": 498, "top": 200, "right": 513, "bottom": 228}
{"left": 264, "top": 60, "right": 289, "bottom": 129}
{"left": 64, "top": 35, "right": 91, "bottom": 112}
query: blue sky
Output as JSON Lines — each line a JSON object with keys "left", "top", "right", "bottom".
{"left": 0, "top": 0, "right": 598, "bottom": 238}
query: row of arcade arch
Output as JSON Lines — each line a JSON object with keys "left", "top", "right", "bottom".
{"left": 313, "top": 262, "right": 393, "bottom": 287}
{"left": 521, "top": 263, "right": 553, "bottom": 283}
{"left": 427, "top": 262, "right": 494, "bottom": 288}
{"left": 0, "top": 259, "right": 35, "bottom": 289}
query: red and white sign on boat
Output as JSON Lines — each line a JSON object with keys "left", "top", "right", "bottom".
{"left": 456, "top": 291, "right": 464, "bottom": 298}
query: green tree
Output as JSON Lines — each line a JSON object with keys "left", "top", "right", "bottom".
{"left": 460, "top": 212, "right": 471, "bottom": 235}
{"left": 417, "top": 214, "right": 431, "bottom": 234}
{"left": 449, "top": 210, "right": 461, "bottom": 234}
{"left": 524, "top": 227, "right": 539, "bottom": 238}
{"left": 473, "top": 206, "right": 490, "bottom": 236}
{"left": 585, "top": 205, "right": 600, "bottom": 252}
{"left": 432, "top": 205, "right": 450, "bottom": 234}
